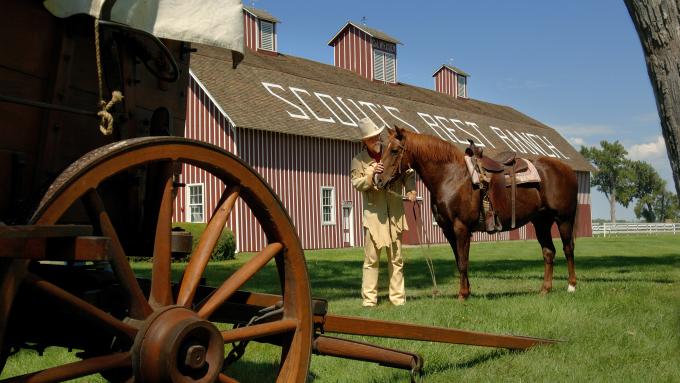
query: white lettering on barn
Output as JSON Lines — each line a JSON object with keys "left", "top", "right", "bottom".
{"left": 358, "top": 101, "right": 390, "bottom": 128}
{"left": 260, "top": 82, "right": 571, "bottom": 159}
{"left": 451, "top": 119, "right": 488, "bottom": 148}
{"left": 417, "top": 112, "right": 448, "bottom": 140}
{"left": 383, "top": 106, "right": 420, "bottom": 133}
{"left": 262, "top": 82, "right": 309, "bottom": 120}
{"left": 465, "top": 122, "right": 496, "bottom": 148}
{"left": 290, "top": 87, "right": 334, "bottom": 123}
{"left": 336, "top": 97, "right": 362, "bottom": 121}
{"left": 346, "top": 99, "right": 372, "bottom": 121}
{"left": 315, "top": 92, "right": 357, "bottom": 127}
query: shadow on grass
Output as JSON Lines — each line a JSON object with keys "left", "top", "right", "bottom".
{"left": 421, "top": 349, "right": 512, "bottom": 377}
{"left": 221, "top": 359, "right": 280, "bottom": 382}
{"left": 137, "top": 253, "right": 678, "bottom": 302}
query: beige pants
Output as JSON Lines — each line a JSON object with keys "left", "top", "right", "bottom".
{"left": 361, "top": 229, "right": 405, "bottom": 306}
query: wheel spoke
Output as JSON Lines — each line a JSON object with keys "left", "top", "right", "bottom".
{"left": 149, "top": 162, "right": 175, "bottom": 308}
{"left": 221, "top": 319, "right": 297, "bottom": 344}
{"left": 177, "top": 185, "right": 240, "bottom": 307}
{"left": 24, "top": 273, "right": 137, "bottom": 340}
{"left": 218, "top": 373, "right": 240, "bottom": 383}
{"left": 197, "top": 242, "right": 283, "bottom": 319}
{"left": 0, "top": 352, "right": 130, "bottom": 383}
{"left": 84, "top": 190, "right": 152, "bottom": 319}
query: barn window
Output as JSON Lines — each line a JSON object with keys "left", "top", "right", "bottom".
{"left": 187, "top": 183, "right": 205, "bottom": 223}
{"left": 321, "top": 187, "right": 336, "bottom": 225}
{"left": 373, "top": 49, "right": 396, "bottom": 83}
{"left": 259, "top": 20, "right": 274, "bottom": 51}
{"left": 384, "top": 52, "right": 396, "bottom": 83}
{"left": 373, "top": 49, "right": 384, "bottom": 81}
{"left": 457, "top": 75, "right": 467, "bottom": 98}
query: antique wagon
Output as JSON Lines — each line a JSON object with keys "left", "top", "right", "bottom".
{"left": 0, "top": 1, "right": 555, "bottom": 382}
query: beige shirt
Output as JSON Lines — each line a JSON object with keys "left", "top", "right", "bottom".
{"left": 350, "top": 149, "right": 416, "bottom": 248}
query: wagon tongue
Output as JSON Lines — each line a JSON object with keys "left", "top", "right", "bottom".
{"left": 320, "top": 314, "right": 559, "bottom": 350}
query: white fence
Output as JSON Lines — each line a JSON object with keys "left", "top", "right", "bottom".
{"left": 592, "top": 222, "right": 680, "bottom": 237}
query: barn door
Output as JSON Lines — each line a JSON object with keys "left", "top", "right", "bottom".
{"left": 342, "top": 204, "right": 354, "bottom": 247}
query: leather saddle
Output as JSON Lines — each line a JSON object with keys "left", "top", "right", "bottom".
{"left": 465, "top": 140, "right": 527, "bottom": 231}
{"left": 466, "top": 144, "right": 529, "bottom": 176}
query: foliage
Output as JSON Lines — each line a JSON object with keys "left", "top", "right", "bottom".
{"left": 624, "top": 160, "right": 680, "bottom": 222}
{"left": 172, "top": 222, "right": 236, "bottom": 261}
{"left": 627, "top": 160, "right": 665, "bottom": 200}
{"left": 635, "top": 188, "right": 680, "bottom": 222}
{"left": 580, "top": 141, "right": 636, "bottom": 222}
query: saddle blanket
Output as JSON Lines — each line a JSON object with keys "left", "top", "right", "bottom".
{"left": 464, "top": 156, "right": 541, "bottom": 186}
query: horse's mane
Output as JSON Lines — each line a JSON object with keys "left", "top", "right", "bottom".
{"left": 402, "top": 130, "right": 464, "bottom": 164}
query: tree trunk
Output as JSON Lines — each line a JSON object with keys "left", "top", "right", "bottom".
{"left": 625, "top": 0, "right": 680, "bottom": 197}
{"left": 609, "top": 190, "right": 617, "bottom": 223}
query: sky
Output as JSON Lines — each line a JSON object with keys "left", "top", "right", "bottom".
{"left": 249, "top": 0, "right": 673, "bottom": 220}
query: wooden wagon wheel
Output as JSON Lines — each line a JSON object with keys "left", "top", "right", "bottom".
{"left": 0, "top": 137, "right": 313, "bottom": 382}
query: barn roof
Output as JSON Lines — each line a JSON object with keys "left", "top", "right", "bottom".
{"left": 190, "top": 45, "right": 595, "bottom": 172}
{"left": 327, "top": 21, "right": 402, "bottom": 46}
{"left": 434, "top": 64, "right": 470, "bottom": 77}
{"left": 243, "top": 6, "right": 279, "bottom": 23}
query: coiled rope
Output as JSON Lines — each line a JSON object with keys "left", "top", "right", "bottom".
{"left": 94, "top": 17, "right": 123, "bottom": 135}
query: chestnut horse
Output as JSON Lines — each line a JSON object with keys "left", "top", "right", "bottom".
{"left": 375, "top": 127, "right": 578, "bottom": 300}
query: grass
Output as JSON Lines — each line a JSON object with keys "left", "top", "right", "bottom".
{"left": 2, "top": 235, "right": 679, "bottom": 382}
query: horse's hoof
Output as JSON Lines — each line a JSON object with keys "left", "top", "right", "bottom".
{"left": 539, "top": 288, "right": 550, "bottom": 295}
{"left": 567, "top": 284, "right": 576, "bottom": 293}
{"left": 457, "top": 294, "right": 468, "bottom": 301}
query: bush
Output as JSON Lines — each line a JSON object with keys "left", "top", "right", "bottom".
{"left": 172, "top": 222, "right": 236, "bottom": 261}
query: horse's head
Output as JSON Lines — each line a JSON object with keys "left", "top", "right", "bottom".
{"left": 375, "top": 126, "right": 410, "bottom": 189}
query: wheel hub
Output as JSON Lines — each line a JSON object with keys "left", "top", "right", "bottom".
{"left": 132, "top": 306, "right": 224, "bottom": 383}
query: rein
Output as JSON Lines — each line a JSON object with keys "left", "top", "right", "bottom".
{"left": 412, "top": 200, "right": 440, "bottom": 298}
{"left": 383, "top": 140, "right": 440, "bottom": 298}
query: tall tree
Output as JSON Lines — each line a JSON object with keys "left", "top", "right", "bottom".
{"left": 580, "top": 141, "right": 636, "bottom": 222}
{"left": 624, "top": 0, "right": 680, "bottom": 198}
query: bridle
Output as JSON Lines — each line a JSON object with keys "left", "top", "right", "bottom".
{"left": 380, "top": 139, "right": 410, "bottom": 187}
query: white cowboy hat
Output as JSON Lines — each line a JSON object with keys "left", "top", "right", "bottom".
{"left": 357, "top": 117, "right": 384, "bottom": 140}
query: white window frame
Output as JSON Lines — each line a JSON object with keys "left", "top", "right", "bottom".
{"left": 457, "top": 75, "right": 467, "bottom": 98}
{"left": 259, "top": 20, "right": 275, "bottom": 51}
{"left": 321, "top": 186, "right": 336, "bottom": 226}
{"left": 186, "top": 183, "right": 205, "bottom": 223}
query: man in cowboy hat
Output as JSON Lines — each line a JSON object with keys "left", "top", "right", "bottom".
{"left": 350, "top": 117, "right": 417, "bottom": 307}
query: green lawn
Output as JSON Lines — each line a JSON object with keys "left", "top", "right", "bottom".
{"left": 2, "top": 235, "right": 679, "bottom": 382}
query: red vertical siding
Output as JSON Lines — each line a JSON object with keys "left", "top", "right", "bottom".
{"left": 333, "top": 27, "right": 373, "bottom": 80}
{"left": 244, "top": 12, "right": 258, "bottom": 51}
{"left": 229, "top": 128, "right": 368, "bottom": 251}
{"left": 434, "top": 67, "right": 460, "bottom": 98}
{"left": 175, "top": 74, "right": 238, "bottom": 247}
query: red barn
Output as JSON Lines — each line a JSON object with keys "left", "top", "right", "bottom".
{"left": 174, "top": 8, "right": 594, "bottom": 252}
